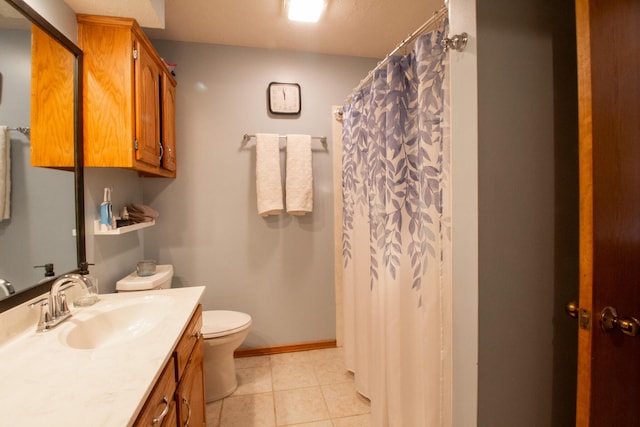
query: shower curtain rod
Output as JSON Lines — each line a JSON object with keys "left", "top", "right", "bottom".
{"left": 340, "top": 5, "right": 454, "bottom": 110}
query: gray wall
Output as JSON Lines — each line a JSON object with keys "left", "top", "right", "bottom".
{"left": 84, "top": 168, "right": 145, "bottom": 294}
{"left": 476, "top": 0, "right": 578, "bottom": 426}
{"left": 139, "top": 41, "right": 377, "bottom": 348}
{"left": 77, "top": 40, "right": 375, "bottom": 348}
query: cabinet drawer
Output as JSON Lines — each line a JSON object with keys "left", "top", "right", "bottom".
{"left": 174, "top": 305, "right": 202, "bottom": 380}
{"left": 133, "top": 357, "right": 176, "bottom": 426}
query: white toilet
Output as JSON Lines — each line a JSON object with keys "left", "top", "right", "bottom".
{"left": 116, "top": 264, "right": 252, "bottom": 402}
{"left": 201, "top": 310, "right": 252, "bottom": 401}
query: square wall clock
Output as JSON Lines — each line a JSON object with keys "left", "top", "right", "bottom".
{"left": 268, "top": 82, "right": 301, "bottom": 115}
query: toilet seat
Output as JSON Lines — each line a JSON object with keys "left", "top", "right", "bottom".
{"left": 202, "top": 310, "right": 252, "bottom": 339}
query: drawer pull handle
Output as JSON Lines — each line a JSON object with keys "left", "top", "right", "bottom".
{"left": 193, "top": 331, "right": 202, "bottom": 340}
{"left": 152, "top": 396, "right": 170, "bottom": 425}
{"left": 182, "top": 397, "right": 192, "bottom": 427}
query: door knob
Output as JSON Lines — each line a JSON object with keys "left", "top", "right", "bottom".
{"left": 600, "top": 306, "right": 640, "bottom": 337}
{"left": 565, "top": 301, "right": 591, "bottom": 330}
{"left": 565, "top": 301, "right": 579, "bottom": 318}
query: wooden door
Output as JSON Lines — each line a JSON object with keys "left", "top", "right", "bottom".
{"left": 161, "top": 73, "right": 177, "bottom": 173}
{"left": 134, "top": 39, "right": 161, "bottom": 167}
{"left": 176, "top": 338, "right": 206, "bottom": 427}
{"left": 576, "top": 0, "right": 640, "bottom": 425}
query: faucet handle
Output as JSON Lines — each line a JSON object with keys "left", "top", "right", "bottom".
{"left": 29, "top": 297, "right": 52, "bottom": 332}
{"left": 49, "top": 282, "right": 76, "bottom": 318}
{"left": 58, "top": 291, "right": 71, "bottom": 316}
{"left": 57, "top": 283, "right": 76, "bottom": 315}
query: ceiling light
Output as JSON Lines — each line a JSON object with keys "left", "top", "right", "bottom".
{"left": 286, "top": 0, "right": 327, "bottom": 23}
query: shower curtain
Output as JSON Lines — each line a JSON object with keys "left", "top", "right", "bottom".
{"left": 341, "top": 21, "right": 451, "bottom": 427}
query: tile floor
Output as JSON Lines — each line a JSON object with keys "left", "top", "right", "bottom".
{"left": 206, "top": 347, "right": 371, "bottom": 426}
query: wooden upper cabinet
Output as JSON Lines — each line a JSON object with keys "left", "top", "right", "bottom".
{"left": 30, "top": 24, "right": 75, "bottom": 169}
{"left": 134, "top": 39, "right": 161, "bottom": 168}
{"left": 77, "top": 15, "right": 177, "bottom": 178}
{"left": 161, "top": 73, "right": 177, "bottom": 172}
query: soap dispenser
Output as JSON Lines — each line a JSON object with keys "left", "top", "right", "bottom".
{"left": 100, "top": 188, "right": 113, "bottom": 231}
{"left": 34, "top": 263, "right": 55, "bottom": 277}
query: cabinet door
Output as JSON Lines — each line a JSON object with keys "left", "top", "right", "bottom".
{"left": 161, "top": 73, "right": 177, "bottom": 173}
{"left": 30, "top": 24, "right": 75, "bottom": 168}
{"left": 161, "top": 401, "right": 177, "bottom": 427}
{"left": 133, "top": 357, "right": 176, "bottom": 427}
{"left": 175, "top": 306, "right": 202, "bottom": 379}
{"left": 134, "top": 39, "right": 161, "bottom": 167}
{"left": 176, "top": 339, "right": 205, "bottom": 427}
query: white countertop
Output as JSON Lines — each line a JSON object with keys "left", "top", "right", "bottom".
{"left": 0, "top": 286, "right": 204, "bottom": 427}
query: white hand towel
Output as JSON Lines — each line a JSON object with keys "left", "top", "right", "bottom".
{"left": 0, "top": 126, "right": 10, "bottom": 222}
{"left": 256, "top": 133, "right": 283, "bottom": 216}
{"left": 285, "top": 134, "right": 313, "bottom": 216}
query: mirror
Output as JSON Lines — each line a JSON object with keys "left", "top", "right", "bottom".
{"left": 0, "top": 0, "right": 85, "bottom": 312}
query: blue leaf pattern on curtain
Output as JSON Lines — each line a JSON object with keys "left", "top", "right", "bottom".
{"left": 342, "top": 28, "right": 447, "bottom": 306}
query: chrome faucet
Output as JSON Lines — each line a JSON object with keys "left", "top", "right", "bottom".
{"left": 30, "top": 274, "right": 96, "bottom": 332}
{"left": 0, "top": 278, "right": 15, "bottom": 297}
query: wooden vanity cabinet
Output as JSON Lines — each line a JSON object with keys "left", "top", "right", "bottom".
{"left": 133, "top": 305, "right": 205, "bottom": 427}
{"left": 77, "top": 15, "right": 177, "bottom": 178}
{"left": 133, "top": 357, "right": 178, "bottom": 427}
{"left": 174, "top": 305, "right": 205, "bottom": 426}
{"left": 176, "top": 339, "right": 205, "bottom": 426}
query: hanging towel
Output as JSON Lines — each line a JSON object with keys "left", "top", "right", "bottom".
{"left": 256, "top": 133, "right": 283, "bottom": 216}
{"left": 0, "top": 126, "right": 10, "bottom": 222}
{"left": 285, "top": 134, "right": 313, "bottom": 215}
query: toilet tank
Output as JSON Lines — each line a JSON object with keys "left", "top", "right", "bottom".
{"left": 116, "top": 264, "right": 174, "bottom": 292}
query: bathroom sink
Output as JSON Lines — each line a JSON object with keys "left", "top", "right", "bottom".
{"left": 60, "top": 294, "right": 173, "bottom": 350}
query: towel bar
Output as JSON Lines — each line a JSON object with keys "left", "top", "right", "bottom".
{"left": 8, "top": 127, "right": 30, "bottom": 137}
{"left": 241, "top": 134, "right": 328, "bottom": 150}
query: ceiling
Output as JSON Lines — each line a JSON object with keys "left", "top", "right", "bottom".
{"left": 63, "top": 0, "right": 446, "bottom": 59}
{"left": 0, "top": 1, "right": 29, "bottom": 29}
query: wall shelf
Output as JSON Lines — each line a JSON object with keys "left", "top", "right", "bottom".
{"left": 93, "top": 219, "right": 155, "bottom": 235}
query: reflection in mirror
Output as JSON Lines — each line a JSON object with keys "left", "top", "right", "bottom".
{"left": 0, "top": 0, "right": 85, "bottom": 309}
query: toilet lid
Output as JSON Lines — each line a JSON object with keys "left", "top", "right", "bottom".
{"left": 202, "top": 310, "right": 252, "bottom": 338}
{"left": 116, "top": 265, "right": 173, "bottom": 291}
